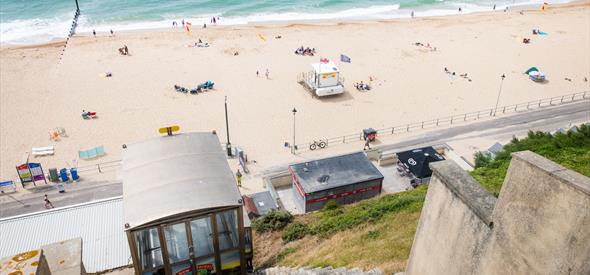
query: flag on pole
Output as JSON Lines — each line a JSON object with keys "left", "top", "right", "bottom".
{"left": 340, "top": 54, "right": 351, "bottom": 63}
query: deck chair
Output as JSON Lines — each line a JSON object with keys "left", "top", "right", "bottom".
{"left": 32, "top": 146, "right": 54, "bottom": 156}
{"left": 49, "top": 130, "right": 60, "bottom": 141}
{"left": 95, "top": 145, "right": 105, "bottom": 156}
{"left": 79, "top": 149, "right": 90, "bottom": 159}
{"left": 56, "top": 127, "right": 67, "bottom": 137}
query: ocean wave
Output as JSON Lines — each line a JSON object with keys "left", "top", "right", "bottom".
{"left": 0, "top": 0, "right": 572, "bottom": 45}
{"left": 0, "top": 13, "right": 75, "bottom": 44}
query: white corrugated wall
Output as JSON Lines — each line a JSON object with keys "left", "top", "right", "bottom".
{"left": 0, "top": 196, "right": 131, "bottom": 273}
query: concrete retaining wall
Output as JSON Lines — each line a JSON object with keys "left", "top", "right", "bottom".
{"left": 406, "top": 151, "right": 590, "bottom": 275}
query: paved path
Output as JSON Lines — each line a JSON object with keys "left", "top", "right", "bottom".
{"left": 262, "top": 101, "right": 590, "bottom": 176}
{"left": 0, "top": 180, "right": 122, "bottom": 219}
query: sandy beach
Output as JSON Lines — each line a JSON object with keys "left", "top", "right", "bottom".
{"left": 1, "top": 2, "right": 589, "bottom": 184}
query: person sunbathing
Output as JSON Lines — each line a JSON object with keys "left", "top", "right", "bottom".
{"left": 174, "top": 85, "right": 188, "bottom": 93}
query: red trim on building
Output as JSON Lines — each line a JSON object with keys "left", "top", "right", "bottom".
{"left": 305, "top": 185, "right": 381, "bottom": 205}
{"left": 289, "top": 166, "right": 307, "bottom": 198}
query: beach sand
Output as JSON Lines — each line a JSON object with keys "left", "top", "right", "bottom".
{"left": 1, "top": 2, "right": 589, "bottom": 184}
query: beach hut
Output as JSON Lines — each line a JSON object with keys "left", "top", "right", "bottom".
{"left": 122, "top": 132, "right": 251, "bottom": 275}
{"left": 298, "top": 61, "right": 344, "bottom": 97}
{"left": 289, "top": 152, "right": 384, "bottom": 213}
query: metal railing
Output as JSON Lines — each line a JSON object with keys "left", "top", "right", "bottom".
{"left": 75, "top": 159, "right": 121, "bottom": 175}
{"left": 294, "top": 91, "right": 590, "bottom": 152}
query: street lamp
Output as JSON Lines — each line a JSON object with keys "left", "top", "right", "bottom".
{"left": 225, "top": 96, "right": 232, "bottom": 157}
{"left": 493, "top": 74, "right": 506, "bottom": 116}
{"left": 292, "top": 108, "right": 297, "bottom": 154}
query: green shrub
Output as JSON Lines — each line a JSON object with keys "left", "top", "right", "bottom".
{"left": 474, "top": 151, "right": 493, "bottom": 168}
{"left": 282, "top": 222, "right": 310, "bottom": 242}
{"left": 471, "top": 126, "right": 590, "bottom": 195}
{"left": 252, "top": 210, "right": 293, "bottom": 233}
{"left": 322, "top": 200, "right": 341, "bottom": 211}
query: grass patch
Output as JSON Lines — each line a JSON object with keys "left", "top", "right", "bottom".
{"left": 253, "top": 126, "right": 590, "bottom": 272}
{"left": 471, "top": 125, "right": 590, "bottom": 196}
{"left": 277, "top": 247, "right": 298, "bottom": 262}
{"left": 310, "top": 185, "right": 427, "bottom": 238}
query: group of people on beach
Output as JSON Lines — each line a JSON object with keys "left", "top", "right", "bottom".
{"left": 92, "top": 29, "right": 114, "bottom": 38}
{"left": 414, "top": 42, "right": 437, "bottom": 51}
{"left": 294, "top": 46, "right": 316, "bottom": 56}
{"left": 444, "top": 67, "right": 472, "bottom": 82}
{"left": 256, "top": 69, "right": 270, "bottom": 79}
{"left": 354, "top": 81, "right": 371, "bottom": 91}
{"left": 173, "top": 17, "right": 220, "bottom": 28}
{"left": 174, "top": 80, "right": 215, "bottom": 94}
{"left": 118, "top": 45, "right": 129, "bottom": 55}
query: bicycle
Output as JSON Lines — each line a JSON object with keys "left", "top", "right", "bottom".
{"left": 309, "top": 140, "right": 327, "bottom": 150}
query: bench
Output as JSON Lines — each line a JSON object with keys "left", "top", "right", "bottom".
{"left": 378, "top": 152, "right": 398, "bottom": 166}
{"left": 0, "top": 181, "right": 17, "bottom": 194}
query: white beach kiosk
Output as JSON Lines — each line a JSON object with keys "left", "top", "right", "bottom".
{"left": 298, "top": 61, "right": 344, "bottom": 97}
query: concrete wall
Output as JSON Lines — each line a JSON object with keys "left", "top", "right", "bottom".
{"left": 406, "top": 151, "right": 590, "bottom": 275}
{"left": 41, "top": 238, "right": 86, "bottom": 275}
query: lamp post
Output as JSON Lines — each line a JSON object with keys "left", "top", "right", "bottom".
{"left": 292, "top": 108, "right": 297, "bottom": 154}
{"left": 493, "top": 74, "right": 506, "bottom": 116}
{"left": 225, "top": 96, "right": 232, "bottom": 157}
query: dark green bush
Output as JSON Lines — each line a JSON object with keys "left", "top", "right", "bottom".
{"left": 474, "top": 151, "right": 493, "bottom": 168}
{"left": 282, "top": 222, "right": 310, "bottom": 242}
{"left": 252, "top": 210, "right": 293, "bottom": 233}
{"left": 322, "top": 200, "right": 341, "bottom": 211}
{"left": 471, "top": 126, "right": 590, "bottom": 195}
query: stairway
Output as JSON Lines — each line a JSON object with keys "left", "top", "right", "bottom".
{"left": 261, "top": 266, "right": 384, "bottom": 275}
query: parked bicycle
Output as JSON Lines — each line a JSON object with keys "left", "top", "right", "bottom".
{"left": 309, "top": 140, "right": 327, "bottom": 150}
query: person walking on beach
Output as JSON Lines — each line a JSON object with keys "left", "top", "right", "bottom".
{"left": 256, "top": 70, "right": 259, "bottom": 77}
{"left": 363, "top": 139, "right": 371, "bottom": 150}
{"left": 44, "top": 194, "right": 54, "bottom": 209}
{"left": 182, "top": 19, "right": 185, "bottom": 27}
{"left": 493, "top": 4, "right": 496, "bottom": 10}
{"left": 110, "top": 29, "right": 114, "bottom": 36}
{"left": 92, "top": 29, "right": 96, "bottom": 38}
{"left": 411, "top": 11, "right": 414, "bottom": 18}
{"left": 173, "top": 21, "right": 177, "bottom": 27}
{"left": 236, "top": 169, "right": 243, "bottom": 187}
{"left": 265, "top": 69, "right": 269, "bottom": 79}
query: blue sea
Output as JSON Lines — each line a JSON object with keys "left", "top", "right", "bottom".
{"left": 0, "top": 0, "right": 565, "bottom": 44}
